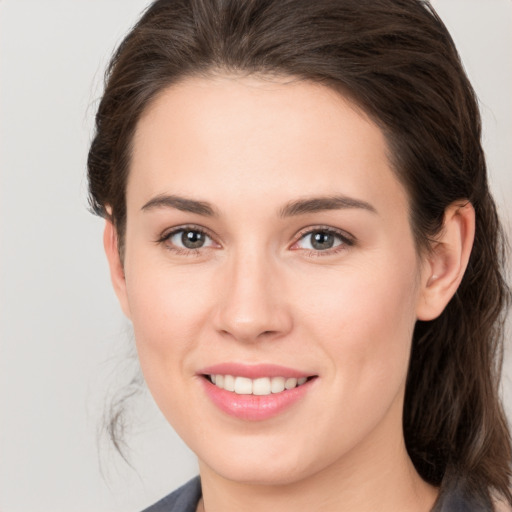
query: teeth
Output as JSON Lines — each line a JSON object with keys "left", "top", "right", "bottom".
{"left": 224, "top": 374, "right": 235, "bottom": 392}
{"left": 285, "top": 377, "right": 297, "bottom": 389}
{"left": 253, "top": 377, "right": 271, "bottom": 396}
{"left": 209, "top": 374, "right": 309, "bottom": 395}
{"left": 234, "top": 376, "right": 252, "bottom": 395}
{"left": 270, "top": 376, "right": 285, "bottom": 393}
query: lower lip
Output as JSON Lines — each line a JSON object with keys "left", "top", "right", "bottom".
{"left": 200, "top": 377, "right": 314, "bottom": 421}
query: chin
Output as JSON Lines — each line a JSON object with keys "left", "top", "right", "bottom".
{"left": 194, "top": 430, "right": 338, "bottom": 488}
{"left": 205, "top": 457, "right": 312, "bottom": 487}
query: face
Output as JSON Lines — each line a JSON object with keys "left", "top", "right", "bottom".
{"left": 114, "top": 75, "right": 430, "bottom": 485}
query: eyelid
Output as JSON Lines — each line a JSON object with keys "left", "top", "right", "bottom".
{"left": 155, "top": 224, "right": 354, "bottom": 255}
{"left": 156, "top": 224, "right": 221, "bottom": 250}
{"left": 290, "top": 225, "right": 355, "bottom": 251}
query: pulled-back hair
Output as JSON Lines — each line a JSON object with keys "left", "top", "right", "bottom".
{"left": 88, "top": 0, "right": 511, "bottom": 506}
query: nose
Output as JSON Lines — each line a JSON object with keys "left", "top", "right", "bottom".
{"left": 212, "top": 250, "right": 293, "bottom": 343}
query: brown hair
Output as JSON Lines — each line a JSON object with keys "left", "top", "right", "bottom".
{"left": 88, "top": 0, "right": 511, "bottom": 506}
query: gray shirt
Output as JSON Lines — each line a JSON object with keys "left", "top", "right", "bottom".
{"left": 141, "top": 476, "right": 494, "bottom": 512}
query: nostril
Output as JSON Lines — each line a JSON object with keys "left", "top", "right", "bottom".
{"left": 213, "top": 301, "right": 294, "bottom": 343}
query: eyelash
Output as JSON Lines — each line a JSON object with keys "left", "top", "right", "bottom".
{"left": 156, "top": 225, "right": 355, "bottom": 257}
{"left": 156, "top": 225, "right": 215, "bottom": 256}
{"left": 292, "top": 225, "right": 354, "bottom": 257}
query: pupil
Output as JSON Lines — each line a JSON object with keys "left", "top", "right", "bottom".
{"left": 182, "top": 230, "right": 205, "bottom": 249}
{"left": 311, "top": 231, "right": 334, "bottom": 250}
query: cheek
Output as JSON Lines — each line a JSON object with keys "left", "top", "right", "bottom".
{"left": 123, "top": 261, "right": 212, "bottom": 431}
{"left": 300, "top": 249, "right": 420, "bottom": 390}
{"left": 123, "top": 250, "right": 212, "bottom": 377}
{"left": 290, "top": 255, "right": 420, "bottom": 459}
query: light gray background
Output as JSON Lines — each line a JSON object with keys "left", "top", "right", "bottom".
{"left": 0, "top": 1, "right": 511, "bottom": 511}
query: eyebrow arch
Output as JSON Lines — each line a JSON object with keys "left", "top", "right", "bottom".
{"left": 141, "top": 194, "right": 218, "bottom": 217}
{"left": 279, "top": 195, "right": 377, "bottom": 217}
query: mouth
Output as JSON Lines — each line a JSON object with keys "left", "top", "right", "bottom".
{"left": 203, "top": 374, "right": 313, "bottom": 395}
{"left": 198, "top": 364, "right": 318, "bottom": 421}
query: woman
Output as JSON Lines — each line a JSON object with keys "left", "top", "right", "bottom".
{"left": 87, "top": 0, "right": 511, "bottom": 510}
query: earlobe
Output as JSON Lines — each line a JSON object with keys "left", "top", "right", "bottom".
{"left": 103, "top": 220, "right": 132, "bottom": 319}
{"left": 416, "top": 201, "right": 475, "bottom": 321}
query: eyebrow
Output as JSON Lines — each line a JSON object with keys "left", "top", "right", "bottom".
{"left": 141, "top": 193, "right": 377, "bottom": 218}
{"left": 141, "top": 194, "right": 218, "bottom": 216}
{"left": 279, "top": 195, "right": 377, "bottom": 217}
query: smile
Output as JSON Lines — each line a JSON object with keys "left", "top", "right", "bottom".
{"left": 208, "top": 375, "right": 309, "bottom": 395}
{"left": 199, "top": 364, "right": 317, "bottom": 421}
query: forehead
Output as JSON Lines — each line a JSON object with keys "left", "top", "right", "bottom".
{"left": 128, "top": 74, "right": 408, "bottom": 220}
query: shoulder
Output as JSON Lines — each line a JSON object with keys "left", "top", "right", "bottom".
{"left": 141, "top": 477, "right": 202, "bottom": 512}
{"left": 434, "top": 478, "right": 511, "bottom": 512}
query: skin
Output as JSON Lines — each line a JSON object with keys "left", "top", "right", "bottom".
{"left": 104, "top": 75, "right": 475, "bottom": 512}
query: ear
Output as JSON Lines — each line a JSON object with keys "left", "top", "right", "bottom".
{"left": 416, "top": 201, "right": 475, "bottom": 321}
{"left": 103, "top": 220, "right": 132, "bottom": 319}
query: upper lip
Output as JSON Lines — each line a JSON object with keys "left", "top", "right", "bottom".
{"left": 198, "top": 363, "right": 314, "bottom": 379}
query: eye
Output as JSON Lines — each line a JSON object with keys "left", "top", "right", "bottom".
{"left": 159, "top": 226, "right": 217, "bottom": 252}
{"left": 293, "top": 227, "right": 353, "bottom": 253}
